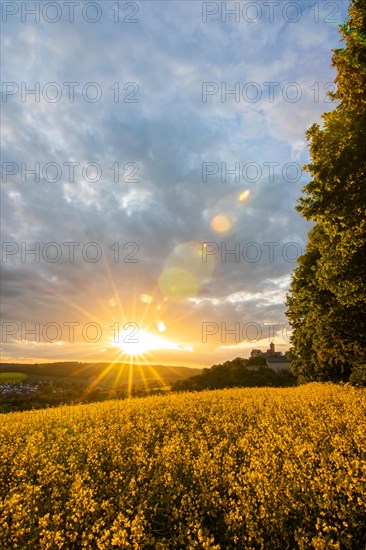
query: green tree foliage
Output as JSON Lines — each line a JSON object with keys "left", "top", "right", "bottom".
{"left": 247, "top": 355, "right": 267, "bottom": 366}
{"left": 172, "top": 357, "right": 296, "bottom": 392}
{"left": 286, "top": 0, "right": 366, "bottom": 383}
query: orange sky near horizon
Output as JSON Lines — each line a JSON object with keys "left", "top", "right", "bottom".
{"left": 2, "top": 235, "right": 291, "bottom": 367}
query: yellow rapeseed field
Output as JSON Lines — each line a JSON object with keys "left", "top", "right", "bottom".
{"left": 0, "top": 383, "right": 365, "bottom": 549}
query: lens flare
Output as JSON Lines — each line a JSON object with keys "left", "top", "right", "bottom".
{"left": 158, "top": 267, "right": 198, "bottom": 303}
{"left": 158, "top": 241, "right": 215, "bottom": 302}
{"left": 239, "top": 189, "right": 250, "bottom": 202}
{"left": 140, "top": 293, "right": 153, "bottom": 304}
{"left": 157, "top": 321, "right": 166, "bottom": 332}
{"left": 211, "top": 214, "right": 232, "bottom": 233}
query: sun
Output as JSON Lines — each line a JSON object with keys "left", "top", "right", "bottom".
{"left": 114, "top": 328, "right": 179, "bottom": 358}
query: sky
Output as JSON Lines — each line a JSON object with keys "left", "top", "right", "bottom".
{"left": 1, "top": 0, "right": 350, "bottom": 367}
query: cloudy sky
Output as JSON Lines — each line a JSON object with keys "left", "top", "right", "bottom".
{"left": 1, "top": 0, "right": 349, "bottom": 367}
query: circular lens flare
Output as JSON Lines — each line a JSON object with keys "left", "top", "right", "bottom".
{"left": 211, "top": 214, "right": 232, "bottom": 233}
{"left": 158, "top": 241, "right": 215, "bottom": 302}
{"left": 158, "top": 267, "right": 198, "bottom": 303}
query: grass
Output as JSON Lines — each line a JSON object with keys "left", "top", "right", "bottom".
{"left": 0, "top": 372, "right": 27, "bottom": 383}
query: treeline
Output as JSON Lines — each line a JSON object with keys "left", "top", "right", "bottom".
{"left": 0, "top": 362, "right": 198, "bottom": 384}
{"left": 0, "top": 378, "right": 169, "bottom": 414}
{"left": 172, "top": 356, "right": 296, "bottom": 392}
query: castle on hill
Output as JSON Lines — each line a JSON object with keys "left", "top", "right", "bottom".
{"left": 250, "top": 341, "right": 283, "bottom": 358}
{"left": 250, "top": 342, "right": 292, "bottom": 373}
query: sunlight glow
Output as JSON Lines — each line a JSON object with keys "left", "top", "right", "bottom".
{"left": 157, "top": 321, "right": 166, "bottom": 332}
{"left": 140, "top": 293, "right": 153, "bottom": 304}
{"left": 114, "top": 329, "right": 179, "bottom": 357}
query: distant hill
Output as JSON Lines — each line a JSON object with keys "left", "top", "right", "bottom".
{"left": 172, "top": 357, "right": 296, "bottom": 392}
{"left": 0, "top": 362, "right": 201, "bottom": 387}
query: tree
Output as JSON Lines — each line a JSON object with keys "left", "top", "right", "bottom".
{"left": 247, "top": 355, "right": 267, "bottom": 366}
{"left": 286, "top": 0, "right": 366, "bottom": 382}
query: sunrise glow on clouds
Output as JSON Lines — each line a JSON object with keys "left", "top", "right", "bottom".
{"left": 1, "top": 1, "right": 349, "bottom": 366}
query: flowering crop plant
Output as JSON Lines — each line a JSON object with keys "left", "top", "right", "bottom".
{"left": 1, "top": 383, "right": 365, "bottom": 549}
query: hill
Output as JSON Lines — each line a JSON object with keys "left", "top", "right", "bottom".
{"left": 0, "top": 362, "right": 201, "bottom": 386}
{"left": 0, "top": 362, "right": 203, "bottom": 412}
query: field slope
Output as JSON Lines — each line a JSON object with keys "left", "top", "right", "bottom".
{"left": 0, "top": 372, "right": 27, "bottom": 383}
{"left": 1, "top": 383, "right": 365, "bottom": 549}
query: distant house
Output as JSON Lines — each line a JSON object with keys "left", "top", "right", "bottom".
{"left": 266, "top": 357, "right": 292, "bottom": 373}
